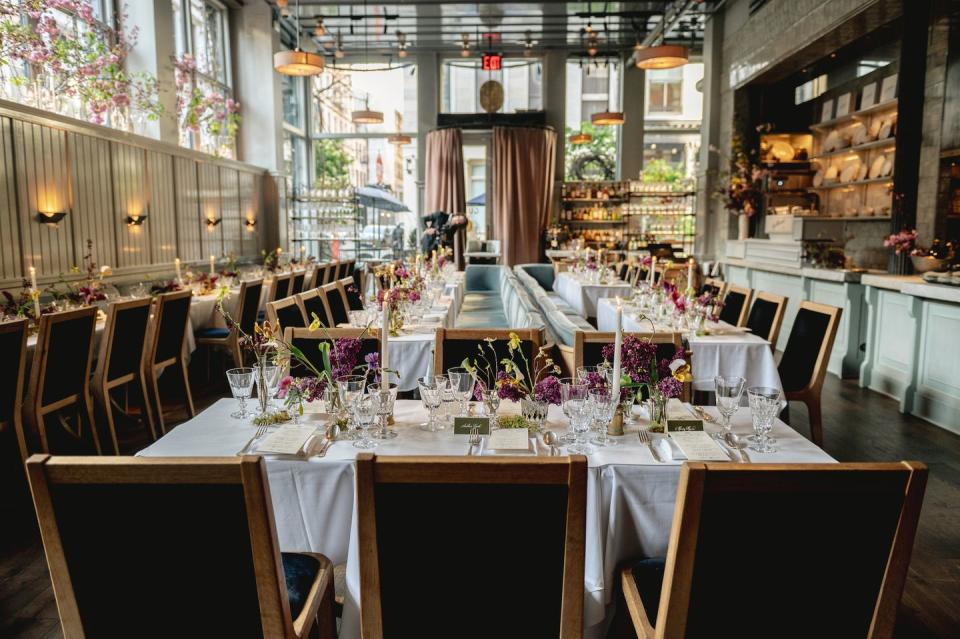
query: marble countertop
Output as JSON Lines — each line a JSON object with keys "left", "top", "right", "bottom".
{"left": 861, "top": 273, "right": 960, "bottom": 303}
{"left": 720, "top": 257, "right": 880, "bottom": 283}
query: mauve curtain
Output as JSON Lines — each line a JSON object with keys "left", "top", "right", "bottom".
{"left": 424, "top": 128, "right": 467, "bottom": 270}
{"left": 492, "top": 126, "right": 557, "bottom": 266}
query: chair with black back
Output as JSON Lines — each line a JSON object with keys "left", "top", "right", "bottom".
{"left": 433, "top": 328, "right": 543, "bottom": 376}
{"left": 699, "top": 277, "right": 726, "bottom": 299}
{"left": 718, "top": 284, "right": 753, "bottom": 326}
{"left": 27, "top": 455, "right": 336, "bottom": 639}
{"left": 312, "top": 263, "right": 330, "bottom": 289}
{"left": 284, "top": 327, "right": 380, "bottom": 379}
{"left": 745, "top": 291, "right": 788, "bottom": 348}
{"left": 345, "top": 259, "right": 357, "bottom": 281}
{"left": 352, "top": 264, "right": 364, "bottom": 297}
{"left": 297, "top": 289, "right": 333, "bottom": 328}
{"left": 338, "top": 277, "right": 365, "bottom": 311}
{"left": 570, "top": 331, "right": 689, "bottom": 402}
{"left": 196, "top": 279, "right": 263, "bottom": 370}
{"left": 144, "top": 290, "right": 195, "bottom": 435}
{"left": 25, "top": 307, "right": 100, "bottom": 455}
{"left": 617, "top": 262, "right": 630, "bottom": 281}
{"left": 0, "top": 319, "right": 29, "bottom": 460}
{"left": 290, "top": 271, "right": 306, "bottom": 296}
{"left": 273, "top": 272, "right": 293, "bottom": 301}
{"left": 322, "top": 282, "right": 350, "bottom": 328}
{"left": 777, "top": 301, "right": 842, "bottom": 446}
{"left": 92, "top": 298, "right": 155, "bottom": 455}
{"left": 356, "top": 453, "right": 586, "bottom": 638}
{"left": 267, "top": 296, "right": 308, "bottom": 333}
{"left": 620, "top": 461, "right": 927, "bottom": 639}
{"left": 303, "top": 265, "right": 319, "bottom": 293}
{"left": 323, "top": 262, "right": 337, "bottom": 285}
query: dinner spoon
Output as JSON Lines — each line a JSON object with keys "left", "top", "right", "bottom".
{"left": 723, "top": 432, "right": 751, "bottom": 463}
{"left": 543, "top": 431, "right": 560, "bottom": 456}
{"left": 315, "top": 423, "right": 340, "bottom": 458}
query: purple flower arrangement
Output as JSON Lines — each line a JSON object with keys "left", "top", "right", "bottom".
{"left": 463, "top": 334, "right": 563, "bottom": 405}
{"left": 600, "top": 335, "right": 688, "bottom": 399}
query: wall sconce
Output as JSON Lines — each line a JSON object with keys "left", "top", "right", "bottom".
{"left": 206, "top": 218, "right": 222, "bottom": 229}
{"left": 245, "top": 218, "right": 257, "bottom": 231}
{"left": 36, "top": 211, "right": 67, "bottom": 227}
{"left": 126, "top": 213, "right": 149, "bottom": 227}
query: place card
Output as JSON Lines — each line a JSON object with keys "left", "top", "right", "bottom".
{"left": 487, "top": 429, "right": 531, "bottom": 451}
{"left": 860, "top": 82, "right": 877, "bottom": 109}
{"left": 835, "top": 92, "right": 852, "bottom": 117}
{"left": 454, "top": 416, "right": 491, "bottom": 435}
{"left": 665, "top": 398, "right": 703, "bottom": 433}
{"left": 668, "top": 431, "right": 730, "bottom": 462}
{"left": 879, "top": 73, "right": 898, "bottom": 103}
{"left": 820, "top": 99, "right": 834, "bottom": 123}
{"left": 255, "top": 425, "right": 317, "bottom": 455}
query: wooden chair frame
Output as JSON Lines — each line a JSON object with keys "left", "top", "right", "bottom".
{"left": 1, "top": 318, "right": 29, "bottom": 460}
{"left": 289, "top": 270, "right": 306, "bottom": 296}
{"left": 320, "top": 282, "right": 351, "bottom": 327}
{"left": 721, "top": 284, "right": 753, "bottom": 327}
{"left": 267, "top": 296, "right": 308, "bottom": 331}
{"left": 356, "top": 453, "right": 587, "bottom": 639}
{"left": 783, "top": 300, "right": 842, "bottom": 447}
{"left": 24, "top": 307, "right": 100, "bottom": 455}
{"left": 196, "top": 279, "right": 262, "bottom": 370}
{"left": 620, "top": 461, "right": 928, "bottom": 639}
{"left": 701, "top": 277, "right": 726, "bottom": 299}
{"left": 336, "top": 277, "right": 363, "bottom": 311}
{"left": 432, "top": 328, "right": 543, "bottom": 375}
{"left": 562, "top": 331, "right": 689, "bottom": 402}
{"left": 92, "top": 298, "right": 156, "bottom": 455}
{"left": 748, "top": 291, "right": 788, "bottom": 348}
{"left": 284, "top": 327, "right": 381, "bottom": 351}
{"left": 273, "top": 273, "right": 293, "bottom": 301}
{"left": 303, "top": 266, "right": 319, "bottom": 292}
{"left": 296, "top": 288, "right": 334, "bottom": 328}
{"left": 143, "top": 290, "right": 195, "bottom": 436}
{"left": 322, "top": 262, "right": 337, "bottom": 285}
{"left": 26, "top": 454, "right": 335, "bottom": 639}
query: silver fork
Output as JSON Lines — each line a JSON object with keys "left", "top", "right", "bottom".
{"left": 237, "top": 425, "right": 268, "bottom": 456}
{"left": 638, "top": 429, "right": 663, "bottom": 463}
{"left": 467, "top": 426, "right": 481, "bottom": 455}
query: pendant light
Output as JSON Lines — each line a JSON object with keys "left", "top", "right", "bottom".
{"left": 350, "top": 0, "right": 383, "bottom": 125}
{"left": 634, "top": 44, "right": 689, "bottom": 70}
{"left": 388, "top": 133, "right": 412, "bottom": 145}
{"left": 591, "top": 111, "right": 625, "bottom": 126}
{"left": 569, "top": 130, "right": 592, "bottom": 145}
{"left": 274, "top": 0, "right": 323, "bottom": 76}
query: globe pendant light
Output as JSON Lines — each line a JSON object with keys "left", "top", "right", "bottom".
{"left": 274, "top": 0, "right": 323, "bottom": 76}
{"left": 635, "top": 44, "right": 688, "bottom": 70}
{"left": 350, "top": 0, "right": 384, "bottom": 125}
{"left": 591, "top": 111, "right": 625, "bottom": 126}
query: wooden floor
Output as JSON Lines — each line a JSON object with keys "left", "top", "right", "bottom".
{"left": 2, "top": 375, "right": 958, "bottom": 638}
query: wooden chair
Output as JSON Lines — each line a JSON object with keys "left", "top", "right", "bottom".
{"left": 433, "top": 328, "right": 543, "bottom": 376}
{"left": 92, "top": 298, "right": 155, "bottom": 455}
{"left": 24, "top": 307, "right": 99, "bottom": 455}
{"left": 267, "top": 296, "right": 308, "bottom": 332}
{"left": 196, "top": 279, "right": 263, "bottom": 369}
{"left": 563, "top": 331, "right": 689, "bottom": 402}
{"left": 144, "top": 290, "right": 195, "bottom": 435}
{"left": 777, "top": 301, "right": 842, "bottom": 447}
{"left": 745, "top": 291, "right": 788, "bottom": 348}
{"left": 303, "top": 266, "right": 320, "bottom": 292}
{"left": 312, "top": 263, "right": 331, "bottom": 289}
{"left": 719, "top": 284, "right": 753, "bottom": 326}
{"left": 338, "top": 277, "right": 365, "bottom": 311}
{"left": 322, "top": 262, "right": 337, "bottom": 285}
{"left": 698, "top": 277, "right": 726, "bottom": 299}
{"left": 321, "top": 282, "right": 350, "bottom": 328}
{"left": 0, "top": 318, "right": 29, "bottom": 460}
{"left": 284, "top": 327, "right": 380, "bottom": 379}
{"left": 273, "top": 272, "right": 294, "bottom": 300}
{"left": 290, "top": 270, "right": 306, "bottom": 296}
{"left": 297, "top": 288, "right": 333, "bottom": 328}
{"left": 620, "top": 461, "right": 927, "bottom": 639}
{"left": 356, "top": 453, "right": 586, "bottom": 638}
{"left": 26, "top": 455, "right": 336, "bottom": 639}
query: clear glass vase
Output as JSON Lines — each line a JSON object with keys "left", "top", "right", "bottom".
{"left": 521, "top": 396, "right": 548, "bottom": 435}
{"left": 646, "top": 390, "right": 667, "bottom": 430}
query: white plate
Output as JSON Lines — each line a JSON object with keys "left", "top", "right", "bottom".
{"left": 869, "top": 156, "right": 886, "bottom": 179}
{"left": 868, "top": 119, "right": 882, "bottom": 140}
{"left": 840, "top": 163, "right": 860, "bottom": 183}
{"left": 878, "top": 121, "right": 894, "bottom": 140}
{"left": 881, "top": 155, "right": 894, "bottom": 177}
{"left": 824, "top": 165, "right": 839, "bottom": 182}
{"left": 857, "top": 163, "right": 869, "bottom": 181}
{"left": 823, "top": 131, "right": 840, "bottom": 152}
{"left": 812, "top": 169, "right": 824, "bottom": 187}
{"left": 769, "top": 140, "right": 795, "bottom": 162}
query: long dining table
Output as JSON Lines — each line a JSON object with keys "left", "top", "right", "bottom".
{"left": 139, "top": 397, "right": 833, "bottom": 638}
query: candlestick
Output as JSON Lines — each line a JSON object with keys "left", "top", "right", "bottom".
{"left": 381, "top": 303, "right": 390, "bottom": 391}
{"left": 174, "top": 257, "right": 182, "bottom": 284}
{"left": 687, "top": 258, "right": 694, "bottom": 291}
{"left": 612, "top": 297, "right": 623, "bottom": 402}
{"left": 209, "top": 255, "right": 215, "bottom": 276}
{"left": 29, "top": 266, "right": 40, "bottom": 319}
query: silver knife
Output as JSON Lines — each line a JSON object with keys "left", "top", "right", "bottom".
{"left": 647, "top": 440, "right": 664, "bottom": 463}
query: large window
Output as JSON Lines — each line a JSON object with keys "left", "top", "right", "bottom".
{"left": 441, "top": 58, "right": 543, "bottom": 113}
{"left": 647, "top": 68, "right": 683, "bottom": 114}
{"left": 172, "top": 0, "right": 235, "bottom": 155}
{"left": 564, "top": 60, "right": 621, "bottom": 180}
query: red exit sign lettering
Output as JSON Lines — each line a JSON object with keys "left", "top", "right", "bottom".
{"left": 482, "top": 54, "right": 502, "bottom": 71}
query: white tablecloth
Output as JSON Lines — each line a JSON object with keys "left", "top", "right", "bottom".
{"left": 596, "top": 297, "right": 783, "bottom": 394}
{"left": 555, "top": 273, "right": 634, "bottom": 317}
{"left": 139, "top": 398, "right": 831, "bottom": 637}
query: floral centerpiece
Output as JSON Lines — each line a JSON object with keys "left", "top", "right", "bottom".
{"left": 262, "top": 248, "right": 283, "bottom": 274}
{"left": 374, "top": 261, "right": 424, "bottom": 335}
{"left": 150, "top": 280, "right": 183, "bottom": 296}
{"left": 1, "top": 280, "right": 48, "bottom": 322}
{"left": 173, "top": 53, "right": 241, "bottom": 156}
{"left": 883, "top": 229, "right": 918, "bottom": 255}
{"left": 712, "top": 133, "right": 766, "bottom": 239}
{"left": 44, "top": 240, "right": 110, "bottom": 307}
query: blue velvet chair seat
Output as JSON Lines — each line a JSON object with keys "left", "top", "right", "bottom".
{"left": 630, "top": 557, "right": 666, "bottom": 626}
{"left": 282, "top": 552, "right": 321, "bottom": 619}
{"left": 195, "top": 327, "right": 231, "bottom": 339}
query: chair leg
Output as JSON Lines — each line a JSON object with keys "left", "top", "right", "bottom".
{"left": 83, "top": 391, "right": 101, "bottom": 455}
{"left": 97, "top": 386, "right": 121, "bottom": 455}
{"left": 139, "top": 373, "right": 157, "bottom": 441}
{"left": 180, "top": 358, "right": 196, "bottom": 418}
{"left": 805, "top": 396, "right": 823, "bottom": 448}
{"left": 148, "top": 369, "right": 167, "bottom": 436}
{"left": 12, "top": 412, "right": 29, "bottom": 463}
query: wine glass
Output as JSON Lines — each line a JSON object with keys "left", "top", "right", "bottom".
{"left": 714, "top": 376, "right": 746, "bottom": 435}
{"left": 558, "top": 378, "right": 579, "bottom": 444}
{"left": 352, "top": 394, "right": 379, "bottom": 449}
{"left": 336, "top": 375, "right": 366, "bottom": 433}
{"left": 226, "top": 368, "right": 255, "bottom": 419}
{"left": 589, "top": 388, "right": 617, "bottom": 447}
{"left": 747, "top": 387, "right": 781, "bottom": 453}
{"left": 562, "top": 382, "right": 592, "bottom": 454}
{"left": 447, "top": 367, "right": 475, "bottom": 417}
{"left": 576, "top": 365, "right": 605, "bottom": 387}
{"left": 367, "top": 382, "right": 399, "bottom": 439}
{"left": 418, "top": 376, "right": 443, "bottom": 432}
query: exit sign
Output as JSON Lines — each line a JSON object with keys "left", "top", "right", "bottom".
{"left": 482, "top": 54, "right": 502, "bottom": 71}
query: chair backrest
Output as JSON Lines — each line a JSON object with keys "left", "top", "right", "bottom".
{"left": 778, "top": 301, "right": 842, "bottom": 394}
{"left": 323, "top": 262, "right": 337, "bottom": 285}
{"left": 573, "top": 331, "right": 688, "bottom": 401}
{"left": 322, "top": 282, "right": 350, "bottom": 327}
{"left": 290, "top": 271, "right": 305, "bottom": 296}
{"left": 26, "top": 455, "right": 297, "bottom": 637}
{"left": 272, "top": 273, "right": 292, "bottom": 301}
{"left": 95, "top": 298, "right": 152, "bottom": 385}
{"left": 236, "top": 279, "right": 264, "bottom": 337}
{"left": 338, "top": 261, "right": 351, "bottom": 280}
{"left": 303, "top": 266, "right": 319, "bottom": 292}
{"left": 699, "top": 278, "right": 725, "bottom": 299}
{"left": 297, "top": 289, "right": 332, "bottom": 328}
{"left": 312, "top": 263, "right": 329, "bottom": 288}
{"left": 0, "top": 318, "right": 28, "bottom": 426}
{"left": 433, "top": 328, "right": 542, "bottom": 376}
{"left": 617, "top": 262, "right": 629, "bottom": 280}
{"left": 267, "top": 296, "right": 307, "bottom": 332}
{"left": 745, "top": 291, "right": 788, "bottom": 346}
{"left": 338, "top": 277, "right": 365, "bottom": 311}
{"left": 283, "top": 327, "right": 380, "bottom": 378}
{"left": 30, "top": 307, "right": 98, "bottom": 409}
{"left": 356, "top": 453, "right": 586, "bottom": 638}
{"left": 150, "top": 290, "right": 192, "bottom": 365}
{"left": 719, "top": 284, "right": 752, "bottom": 326}
{"left": 651, "top": 462, "right": 927, "bottom": 639}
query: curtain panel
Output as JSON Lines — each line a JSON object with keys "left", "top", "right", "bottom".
{"left": 424, "top": 128, "right": 466, "bottom": 269}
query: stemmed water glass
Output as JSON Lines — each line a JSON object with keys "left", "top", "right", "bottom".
{"left": 747, "top": 386, "right": 781, "bottom": 453}
{"left": 336, "top": 375, "right": 367, "bottom": 434}
{"left": 714, "top": 375, "right": 746, "bottom": 435}
{"left": 226, "top": 367, "right": 255, "bottom": 419}
{"left": 589, "top": 388, "right": 617, "bottom": 447}
{"left": 352, "top": 394, "right": 378, "bottom": 449}
{"left": 368, "top": 382, "right": 398, "bottom": 439}
{"left": 576, "top": 365, "right": 605, "bottom": 386}
{"left": 447, "top": 367, "right": 475, "bottom": 417}
{"left": 418, "top": 375, "right": 444, "bottom": 432}
{"left": 562, "top": 382, "right": 593, "bottom": 454}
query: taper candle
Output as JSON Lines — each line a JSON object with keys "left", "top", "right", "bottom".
{"left": 381, "top": 302, "right": 390, "bottom": 390}
{"left": 209, "top": 255, "right": 215, "bottom": 276}
{"left": 29, "top": 266, "right": 40, "bottom": 319}
{"left": 174, "top": 257, "right": 182, "bottom": 283}
{"left": 612, "top": 297, "right": 623, "bottom": 401}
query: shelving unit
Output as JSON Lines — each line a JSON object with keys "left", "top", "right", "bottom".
{"left": 287, "top": 188, "right": 362, "bottom": 263}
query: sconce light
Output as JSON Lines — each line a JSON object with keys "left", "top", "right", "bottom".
{"left": 126, "top": 213, "right": 149, "bottom": 227}
{"left": 36, "top": 211, "right": 67, "bottom": 227}
{"left": 206, "top": 218, "right": 222, "bottom": 229}
{"left": 245, "top": 218, "right": 258, "bottom": 231}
